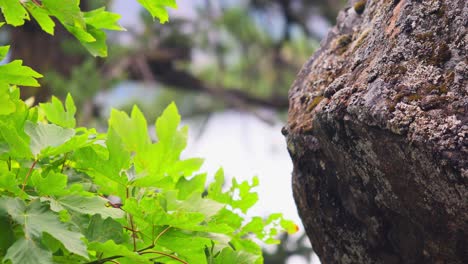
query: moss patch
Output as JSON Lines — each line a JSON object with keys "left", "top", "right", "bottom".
{"left": 307, "top": 96, "right": 325, "bottom": 111}
{"left": 415, "top": 31, "right": 434, "bottom": 42}
{"left": 354, "top": 0, "right": 367, "bottom": 15}
{"left": 334, "top": 35, "right": 352, "bottom": 55}
{"left": 428, "top": 43, "right": 451, "bottom": 66}
{"left": 407, "top": 94, "right": 422, "bottom": 101}
{"left": 353, "top": 29, "right": 371, "bottom": 51}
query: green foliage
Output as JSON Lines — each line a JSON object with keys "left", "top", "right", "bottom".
{"left": 0, "top": 0, "right": 176, "bottom": 57}
{"left": 0, "top": 44, "right": 42, "bottom": 87}
{"left": 0, "top": 1, "right": 297, "bottom": 263}
{"left": 0, "top": 90, "right": 297, "bottom": 263}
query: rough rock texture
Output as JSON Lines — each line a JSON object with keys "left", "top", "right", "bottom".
{"left": 285, "top": 0, "right": 467, "bottom": 263}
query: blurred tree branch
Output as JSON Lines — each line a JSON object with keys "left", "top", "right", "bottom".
{"left": 7, "top": 0, "right": 345, "bottom": 124}
{"left": 105, "top": 49, "right": 289, "bottom": 110}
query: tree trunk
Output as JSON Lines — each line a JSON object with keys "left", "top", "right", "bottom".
{"left": 10, "top": 23, "right": 84, "bottom": 103}
{"left": 9, "top": 1, "right": 90, "bottom": 103}
{"left": 285, "top": 0, "right": 467, "bottom": 263}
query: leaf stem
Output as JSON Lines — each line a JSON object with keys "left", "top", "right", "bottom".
{"left": 21, "top": 159, "right": 37, "bottom": 191}
{"left": 154, "top": 226, "right": 171, "bottom": 245}
{"left": 7, "top": 156, "right": 11, "bottom": 171}
{"left": 126, "top": 187, "right": 137, "bottom": 251}
{"left": 85, "top": 255, "right": 123, "bottom": 264}
{"left": 61, "top": 152, "right": 69, "bottom": 173}
{"left": 140, "top": 251, "right": 189, "bottom": 264}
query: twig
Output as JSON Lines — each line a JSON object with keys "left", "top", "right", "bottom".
{"left": 60, "top": 152, "right": 68, "bottom": 173}
{"left": 85, "top": 256, "right": 123, "bottom": 264}
{"left": 140, "top": 251, "right": 189, "bottom": 264}
{"left": 7, "top": 156, "right": 11, "bottom": 171}
{"left": 154, "top": 226, "right": 171, "bottom": 245}
{"left": 126, "top": 187, "right": 137, "bottom": 251}
{"left": 21, "top": 160, "right": 37, "bottom": 191}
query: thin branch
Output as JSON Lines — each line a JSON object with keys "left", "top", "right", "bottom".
{"left": 131, "top": 60, "right": 289, "bottom": 110}
{"left": 85, "top": 256, "right": 123, "bottom": 264}
{"left": 140, "top": 251, "right": 189, "bottom": 264}
{"left": 106, "top": 50, "right": 289, "bottom": 111}
{"left": 60, "top": 152, "right": 68, "bottom": 173}
{"left": 126, "top": 187, "right": 137, "bottom": 252}
{"left": 135, "top": 226, "right": 171, "bottom": 253}
{"left": 21, "top": 159, "right": 37, "bottom": 191}
{"left": 154, "top": 226, "right": 171, "bottom": 245}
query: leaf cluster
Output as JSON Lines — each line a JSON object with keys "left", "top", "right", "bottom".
{"left": 0, "top": 1, "right": 297, "bottom": 263}
{"left": 0, "top": 90, "right": 297, "bottom": 264}
{"left": 0, "top": 0, "right": 175, "bottom": 57}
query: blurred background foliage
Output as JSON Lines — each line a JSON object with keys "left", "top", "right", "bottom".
{"left": 3, "top": 0, "right": 346, "bottom": 262}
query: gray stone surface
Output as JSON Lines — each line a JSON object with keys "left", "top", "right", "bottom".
{"left": 285, "top": 0, "right": 467, "bottom": 263}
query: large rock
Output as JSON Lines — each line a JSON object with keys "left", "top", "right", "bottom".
{"left": 285, "top": 0, "right": 467, "bottom": 263}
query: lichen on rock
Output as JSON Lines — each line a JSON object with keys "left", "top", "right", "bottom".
{"left": 286, "top": 0, "right": 467, "bottom": 263}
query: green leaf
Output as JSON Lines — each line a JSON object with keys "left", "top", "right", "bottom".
{"left": 133, "top": 103, "right": 189, "bottom": 186}
{"left": 24, "top": 121, "right": 75, "bottom": 158}
{"left": 57, "top": 195, "right": 124, "bottom": 219}
{"left": 0, "top": 45, "right": 9, "bottom": 61}
{"left": 40, "top": 94, "right": 76, "bottom": 128}
{"left": 0, "top": 198, "right": 88, "bottom": 259}
{"left": 0, "top": 216, "right": 15, "bottom": 256}
{"left": 42, "top": 0, "right": 85, "bottom": 28}
{"left": 136, "top": 0, "right": 177, "bottom": 23}
{"left": 0, "top": 0, "right": 29, "bottom": 26}
{"left": 38, "top": 127, "right": 97, "bottom": 158}
{"left": 0, "top": 119, "right": 32, "bottom": 159}
{"left": 207, "top": 169, "right": 259, "bottom": 214}
{"left": 0, "top": 83, "right": 16, "bottom": 115}
{"left": 77, "top": 26, "right": 108, "bottom": 57}
{"left": 72, "top": 128, "right": 130, "bottom": 197}
{"left": 280, "top": 219, "right": 299, "bottom": 235}
{"left": 25, "top": 2, "right": 55, "bottom": 35}
{"left": 88, "top": 240, "right": 151, "bottom": 263}
{"left": 154, "top": 228, "right": 210, "bottom": 263}
{"left": 213, "top": 247, "right": 260, "bottom": 264}
{"left": 168, "top": 158, "right": 204, "bottom": 180}
{"left": 84, "top": 7, "right": 125, "bottom": 31}
{"left": 166, "top": 192, "right": 224, "bottom": 219}
{"left": 176, "top": 173, "right": 207, "bottom": 199}
{"left": 65, "top": 24, "right": 96, "bottom": 43}
{"left": 41, "top": 0, "right": 115, "bottom": 57}
{"left": 4, "top": 238, "right": 53, "bottom": 264}
{"left": 31, "top": 171, "right": 68, "bottom": 196}
{"left": 0, "top": 171, "right": 23, "bottom": 196}
{"left": 85, "top": 215, "right": 124, "bottom": 243}
{"left": 109, "top": 106, "right": 151, "bottom": 154}
{"left": 0, "top": 60, "right": 43, "bottom": 87}
{"left": 156, "top": 102, "right": 183, "bottom": 150}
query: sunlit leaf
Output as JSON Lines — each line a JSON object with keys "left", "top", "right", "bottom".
{"left": 0, "top": 60, "right": 43, "bottom": 87}
{"left": 84, "top": 7, "right": 125, "bottom": 31}
{"left": 0, "top": 45, "right": 10, "bottom": 60}
{"left": 25, "top": 2, "right": 55, "bottom": 34}
{"left": 109, "top": 106, "right": 151, "bottom": 154}
{"left": 136, "top": 0, "right": 177, "bottom": 23}
{"left": 57, "top": 195, "right": 124, "bottom": 219}
{"left": 0, "top": 0, "right": 29, "bottom": 26}
{"left": 24, "top": 121, "right": 75, "bottom": 157}
{"left": 40, "top": 94, "right": 76, "bottom": 128}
